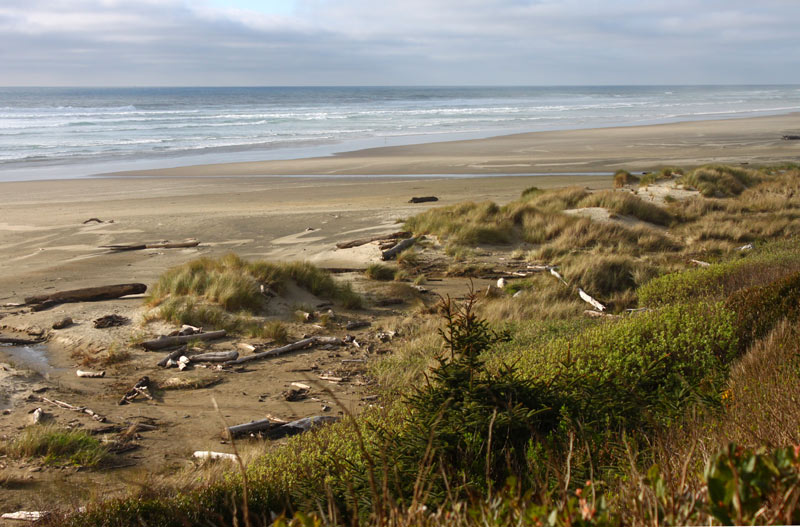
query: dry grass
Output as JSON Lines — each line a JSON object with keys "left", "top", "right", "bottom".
{"left": 680, "top": 164, "right": 757, "bottom": 197}
{"left": 577, "top": 190, "right": 673, "bottom": 226}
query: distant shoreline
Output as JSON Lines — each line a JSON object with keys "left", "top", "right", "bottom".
{"left": 95, "top": 111, "right": 800, "bottom": 180}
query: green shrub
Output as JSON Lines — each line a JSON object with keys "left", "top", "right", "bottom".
{"left": 3, "top": 426, "right": 110, "bottom": 467}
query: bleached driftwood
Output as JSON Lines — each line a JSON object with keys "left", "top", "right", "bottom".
{"left": 189, "top": 351, "right": 238, "bottom": 363}
{"left": 76, "top": 370, "right": 106, "bottom": 378}
{"left": 550, "top": 267, "right": 568, "bottom": 285}
{"left": 225, "top": 336, "right": 341, "bottom": 365}
{"left": 381, "top": 237, "right": 418, "bottom": 261}
{"left": 30, "top": 407, "right": 44, "bottom": 424}
{"left": 690, "top": 259, "right": 711, "bottom": 267}
{"left": 336, "top": 231, "right": 411, "bottom": 249}
{"left": 193, "top": 451, "right": 238, "bottom": 462}
{"left": 141, "top": 330, "right": 227, "bottom": 351}
{"left": 40, "top": 396, "right": 106, "bottom": 422}
{"left": 24, "top": 283, "right": 146, "bottom": 309}
{"left": 583, "top": 310, "right": 617, "bottom": 319}
{"left": 1, "top": 511, "right": 47, "bottom": 521}
{"left": 578, "top": 288, "right": 606, "bottom": 312}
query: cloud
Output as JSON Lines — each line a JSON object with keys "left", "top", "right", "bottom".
{"left": 0, "top": 0, "right": 798, "bottom": 85}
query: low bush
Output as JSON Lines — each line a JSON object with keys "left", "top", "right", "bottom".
{"left": 364, "top": 263, "right": 397, "bottom": 281}
{"left": 613, "top": 169, "right": 639, "bottom": 187}
{"left": 680, "top": 164, "right": 756, "bottom": 197}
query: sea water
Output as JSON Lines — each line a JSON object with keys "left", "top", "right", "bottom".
{"left": 1, "top": 85, "right": 799, "bottom": 181}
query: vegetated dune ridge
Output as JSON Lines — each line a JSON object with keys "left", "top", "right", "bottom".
{"left": 0, "top": 114, "right": 799, "bottom": 526}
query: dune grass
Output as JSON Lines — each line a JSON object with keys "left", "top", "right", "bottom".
{"left": 680, "top": 164, "right": 756, "bottom": 197}
{"left": 577, "top": 189, "right": 673, "bottom": 225}
{"left": 3, "top": 425, "right": 110, "bottom": 468}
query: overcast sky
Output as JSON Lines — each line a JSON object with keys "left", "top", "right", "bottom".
{"left": 1, "top": 0, "right": 798, "bottom": 86}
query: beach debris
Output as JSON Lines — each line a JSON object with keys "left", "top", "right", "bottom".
{"left": 237, "top": 342, "right": 256, "bottom": 353}
{"left": 225, "top": 336, "right": 342, "bottom": 365}
{"left": 76, "top": 369, "right": 106, "bottom": 378}
{"left": 512, "top": 290, "right": 523, "bottom": 298}
{"left": 118, "top": 376, "right": 153, "bottom": 405}
{"left": 690, "top": 259, "right": 711, "bottom": 267}
{"left": 738, "top": 243, "right": 754, "bottom": 251}
{"left": 381, "top": 236, "right": 419, "bottom": 260}
{"left": 193, "top": 451, "right": 238, "bottom": 462}
{"left": 177, "top": 356, "right": 190, "bottom": 371}
{"left": 319, "top": 375, "right": 344, "bottom": 383}
{"left": 1, "top": 511, "right": 48, "bottom": 522}
{"left": 272, "top": 416, "right": 340, "bottom": 439}
{"left": 496, "top": 277, "right": 507, "bottom": 288}
{"left": 30, "top": 407, "right": 44, "bottom": 425}
{"left": 141, "top": 329, "right": 227, "bottom": 351}
{"left": 375, "top": 297, "right": 404, "bottom": 306}
{"left": 100, "top": 239, "right": 200, "bottom": 252}
{"left": 782, "top": 134, "right": 800, "bottom": 140}
{"left": 38, "top": 396, "right": 106, "bottom": 422}
{"left": 168, "top": 324, "right": 202, "bottom": 337}
{"left": 549, "top": 267, "right": 568, "bottom": 286}
{"left": 157, "top": 346, "right": 188, "bottom": 367}
{"left": 282, "top": 387, "right": 309, "bottom": 401}
{"left": 52, "top": 317, "right": 74, "bottom": 329}
{"left": 24, "top": 283, "right": 147, "bottom": 311}
{"left": 408, "top": 196, "right": 439, "bottom": 203}
{"left": 295, "top": 310, "right": 313, "bottom": 322}
{"left": 225, "top": 417, "right": 284, "bottom": 438}
{"left": 335, "top": 231, "right": 411, "bottom": 250}
{"left": 345, "top": 320, "right": 370, "bottom": 330}
{"left": 578, "top": 288, "right": 606, "bottom": 312}
{"left": 376, "top": 331, "right": 395, "bottom": 342}
{"left": 160, "top": 377, "right": 222, "bottom": 390}
{"left": 93, "top": 314, "right": 129, "bottom": 328}
{"left": 83, "top": 217, "right": 112, "bottom": 224}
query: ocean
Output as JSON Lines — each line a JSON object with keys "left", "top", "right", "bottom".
{"left": 1, "top": 85, "right": 799, "bottom": 181}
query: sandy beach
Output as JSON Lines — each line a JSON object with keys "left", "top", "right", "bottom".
{"left": 0, "top": 112, "right": 798, "bottom": 515}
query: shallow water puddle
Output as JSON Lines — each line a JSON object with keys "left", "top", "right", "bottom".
{"left": 0, "top": 343, "right": 60, "bottom": 376}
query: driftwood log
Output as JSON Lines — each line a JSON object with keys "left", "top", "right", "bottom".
{"left": 76, "top": 370, "right": 106, "bottom": 378}
{"left": 100, "top": 239, "right": 199, "bottom": 252}
{"left": 1, "top": 511, "right": 47, "bottom": 521}
{"left": 335, "top": 231, "right": 411, "bottom": 250}
{"left": 118, "top": 377, "right": 153, "bottom": 405}
{"left": 193, "top": 451, "right": 238, "bottom": 462}
{"left": 189, "top": 351, "right": 238, "bottom": 363}
{"left": 226, "top": 417, "right": 282, "bottom": 437}
{"left": 225, "top": 336, "right": 341, "bottom": 365}
{"left": 25, "top": 283, "right": 147, "bottom": 309}
{"left": 0, "top": 336, "right": 43, "bottom": 345}
{"left": 141, "top": 330, "right": 227, "bottom": 351}
{"left": 381, "top": 237, "right": 418, "bottom": 260}
{"left": 690, "top": 259, "right": 711, "bottom": 267}
{"left": 227, "top": 415, "right": 340, "bottom": 439}
{"left": 408, "top": 196, "right": 438, "bottom": 203}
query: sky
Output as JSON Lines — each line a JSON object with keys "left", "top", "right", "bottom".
{"left": 0, "top": 0, "right": 798, "bottom": 86}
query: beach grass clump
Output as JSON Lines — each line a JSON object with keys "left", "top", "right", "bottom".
{"left": 613, "top": 169, "right": 640, "bottom": 187}
{"left": 404, "top": 201, "right": 514, "bottom": 246}
{"left": 520, "top": 185, "right": 589, "bottom": 211}
{"left": 3, "top": 425, "right": 110, "bottom": 467}
{"left": 562, "top": 254, "right": 639, "bottom": 297}
{"left": 364, "top": 263, "right": 397, "bottom": 281}
{"left": 680, "top": 164, "right": 756, "bottom": 197}
{"left": 148, "top": 255, "right": 362, "bottom": 316}
{"left": 577, "top": 189, "right": 673, "bottom": 225}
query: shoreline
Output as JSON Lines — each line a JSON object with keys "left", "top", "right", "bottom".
{"left": 94, "top": 111, "right": 800, "bottom": 179}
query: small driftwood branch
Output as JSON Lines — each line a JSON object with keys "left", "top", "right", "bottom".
{"left": 40, "top": 396, "right": 106, "bottom": 422}
{"left": 25, "top": 283, "right": 147, "bottom": 309}
{"left": 30, "top": 408, "right": 44, "bottom": 425}
{"left": 141, "top": 330, "right": 227, "bottom": 351}
{"left": 118, "top": 377, "right": 152, "bottom": 405}
{"left": 578, "top": 288, "right": 606, "bottom": 312}
{"left": 690, "top": 259, "right": 711, "bottom": 267}
{"left": 335, "top": 231, "right": 411, "bottom": 250}
{"left": 225, "top": 336, "right": 341, "bottom": 365}
{"left": 76, "top": 370, "right": 106, "bottom": 378}
{"left": 381, "top": 236, "right": 418, "bottom": 261}
{"left": 226, "top": 418, "right": 282, "bottom": 437}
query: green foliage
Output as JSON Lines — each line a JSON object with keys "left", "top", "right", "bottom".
{"left": 638, "top": 241, "right": 800, "bottom": 307}
{"left": 725, "top": 271, "right": 800, "bottom": 350}
{"left": 705, "top": 443, "right": 800, "bottom": 525}
{"left": 3, "top": 426, "right": 109, "bottom": 467}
